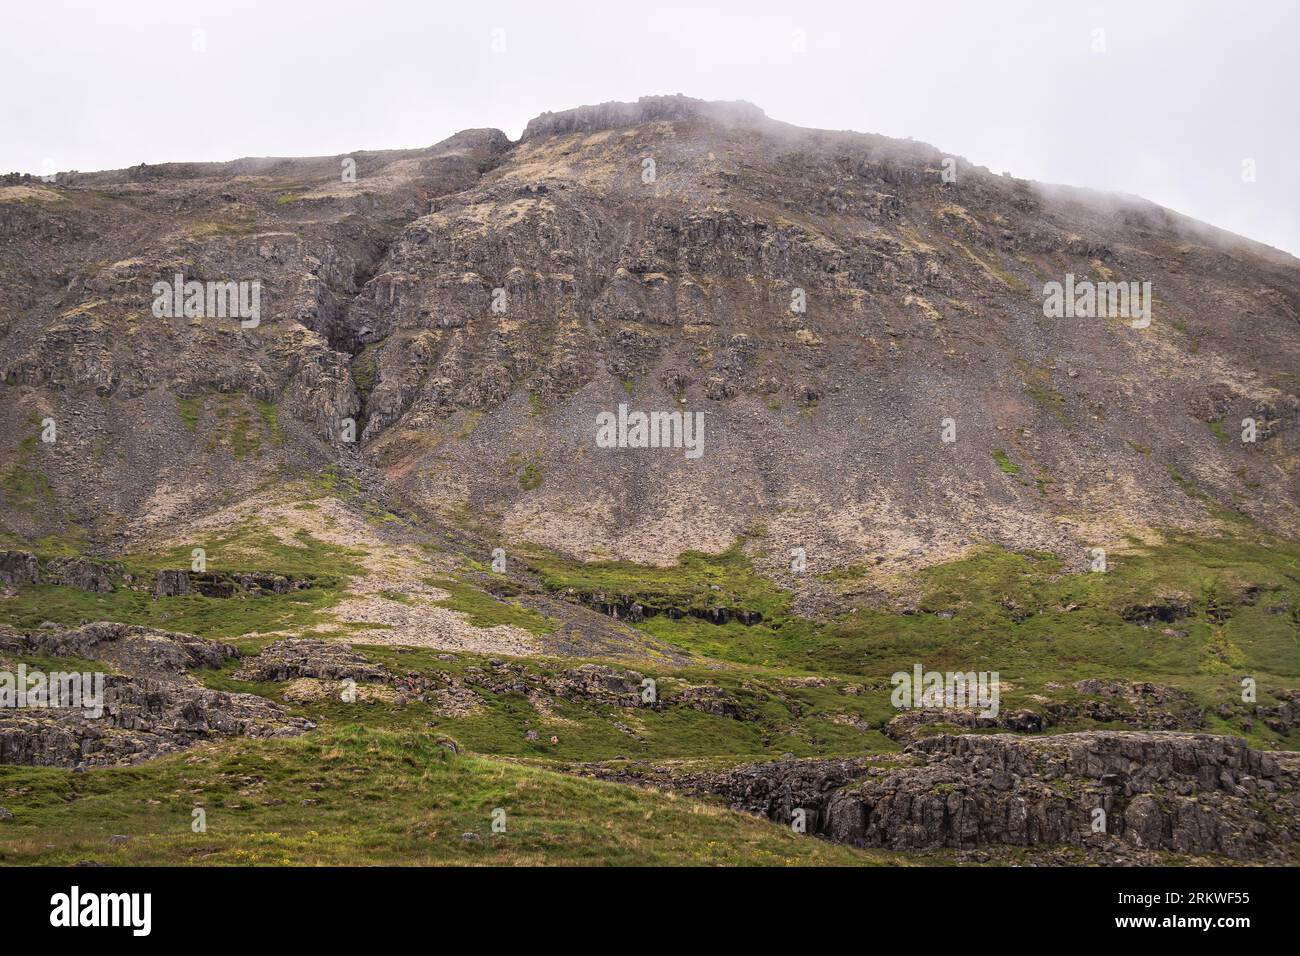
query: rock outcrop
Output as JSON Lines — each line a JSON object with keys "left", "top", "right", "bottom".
{"left": 680, "top": 731, "right": 1300, "bottom": 862}
{"left": 0, "top": 551, "right": 40, "bottom": 587}
{"left": 0, "top": 551, "right": 118, "bottom": 592}
{"left": 884, "top": 680, "right": 1207, "bottom": 742}
{"left": 234, "top": 638, "right": 391, "bottom": 683}
{"left": 0, "top": 622, "right": 313, "bottom": 767}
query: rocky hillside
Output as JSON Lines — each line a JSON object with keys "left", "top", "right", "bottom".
{"left": 1, "top": 97, "right": 1298, "bottom": 866}
{"left": 2, "top": 95, "right": 1297, "bottom": 574}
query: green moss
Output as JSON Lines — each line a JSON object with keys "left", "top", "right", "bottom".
{"left": 199, "top": 395, "right": 282, "bottom": 460}
{"left": 175, "top": 396, "right": 201, "bottom": 432}
{"left": 518, "top": 461, "right": 544, "bottom": 491}
{"left": 993, "top": 448, "right": 1021, "bottom": 475}
{"left": 0, "top": 435, "right": 54, "bottom": 513}
{"left": 351, "top": 345, "right": 379, "bottom": 394}
{"left": 256, "top": 400, "right": 283, "bottom": 447}
{"left": 427, "top": 577, "right": 556, "bottom": 635}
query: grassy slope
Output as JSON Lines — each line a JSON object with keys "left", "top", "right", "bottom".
{"left": 0, "top": 525, "right": 366, "bottom": 642}
{"left": 0, "top": 725, "right": 891, "bottom": 866}
{"left": 1, "top": 507, "right": 1298, "bottom": 864}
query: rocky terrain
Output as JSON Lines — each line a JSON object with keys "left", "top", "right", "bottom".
{"left": 0, "top": 95, "right": 1297, "bottom": 866}
{"left": 0, "top": 622, "right": 311, "bottom": 767}
{"left": 3, "top": 95, "right": 1297, "bottom": 573}
{"left": 602, "top": 732, "right": 1300, "bottom": 863}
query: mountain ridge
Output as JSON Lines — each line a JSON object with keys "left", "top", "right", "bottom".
{"left": 1, "top": 94, "right": 1297, "bottom": 573}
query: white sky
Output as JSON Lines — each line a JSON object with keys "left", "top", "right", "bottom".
{"left": 3, "top": 0, "right": 1297, "bottom": 255}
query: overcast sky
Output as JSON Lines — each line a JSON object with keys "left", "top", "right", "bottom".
{"left": 3, "top": 0, "right": 1297, "bottom": 255}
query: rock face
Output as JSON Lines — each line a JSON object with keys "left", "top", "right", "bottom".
{"left": 0, "top": 622, "right": 313, "bottom": 767}
{"left": 1, "top": 95, "right": 1296, "bottom": 567}
{"left": 1, "top": 621, "right": 232, "bottom": 674}
{"left": 234, "top": 638, "right": 391, "bottom": 683}
{"left": 0, "top": 551, "right": 118, "bottom": 592}
{"left": 152, "top": 569, "right": 191, "bottom": 597}
{"left": 884, "top": 680, "right": 1205, "bottom": 741}
{"left": 44, "top": 557, "right": 117, "bottom": 593}
{"left": 0, "top": 678, "right": 312, "bottom": 767}
{"left": 521, "top": 96, "right": 768, "bottom": 141}
{"left": 688, "top": 731, "right": 1300, "bottom": 862}
{"left": 0, "top": 551, "right": 39, "bottom": 586}
{"left": 0, "top": 551, "right": 316, "bottom": 600}
{"left": 830, "top": 733, "right": 1299, "bottom": 861}
{"left": 461, "top": 660, "right": 744, "bottom": 717}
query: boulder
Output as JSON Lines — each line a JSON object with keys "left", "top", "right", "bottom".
{"left": 0, "top": 551, "right": 39, "bottom": 587}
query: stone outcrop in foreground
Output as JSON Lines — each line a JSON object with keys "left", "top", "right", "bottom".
{"left": 690, "top": 731, "right": 1300, "bottom": 862}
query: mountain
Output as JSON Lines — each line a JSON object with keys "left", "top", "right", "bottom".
{"left": 4, "top": 94, "right": 1297, "bottom": 566}
{"left": 1, "top": 96, "right": 1298, "bottom": 866}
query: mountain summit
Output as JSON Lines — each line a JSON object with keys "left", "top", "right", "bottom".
{"left": 1, "top": 95, "right": 1297, "bottom": 574}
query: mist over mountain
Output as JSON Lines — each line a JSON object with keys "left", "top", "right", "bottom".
{"left": 2, "top": 95, "right": 1296, "bottom": 572}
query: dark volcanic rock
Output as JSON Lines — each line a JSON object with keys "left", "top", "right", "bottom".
{"left": 0, "top": 551, "right": 40, "bottom": 587}
{"left": 44, "top": 557, "right": 117, "bottom": 593}
{"left": 683, "top": 731, "right": 1300, "bottom": 862}
{"left": 884, "top": 680, "right": 1206, "bottom": 742}
{"left": 0, "top": 621, "right": 233, "bottom": 675}
{"left": 153, "top": 569, "right": 191, "bottom": 597}
{"left": 0, "top": 551, "right": 118, "bottom": 593}
{"left": 233, "top": 638, "right": 391, "bottom": 683}
{"left": 0, "top": 676, "right": 312, "bottom": 767}
{"left": 0, "top": 622, "right": 312, "bottom": 767}
{"left": 826, "top": 733, "right": 1299, "bottom": 861}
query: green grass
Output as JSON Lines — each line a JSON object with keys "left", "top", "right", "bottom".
{"left": 522, "top": 532, "right": 1299, "bottom": 717}
{"left": 175, "top": 396, "right": 201, "bottom": 432}
{"left": 428, "top": 578, "right": 556, "bottom": 635}
{"left": 0, "top": 435, "right": 54, "bottom": 512}
{"left": 196, "top": 394, "right": 283, "bottom": 459}
{"left": 525, "top": 542, "right": 790, "bottom": 623}
{"left": 1, "top": 515, "right": 1298, "bottom": 864}
{"left": 0, "top": 724, "right": 891, "bottom": 866}
{"left": 518, "top": 461, "right": 544, "bottom": 491}
{"left": 0, "top": 527, "right": 366, "bottom": 641}
{"left": 256, "top": 401, "right": 283, "bottom": 447}
{"left": 992, "top": 448, "right": 1020, "bottom": 475}
{"left": 444, "top": 668, "right": 892, "bottom": 761}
